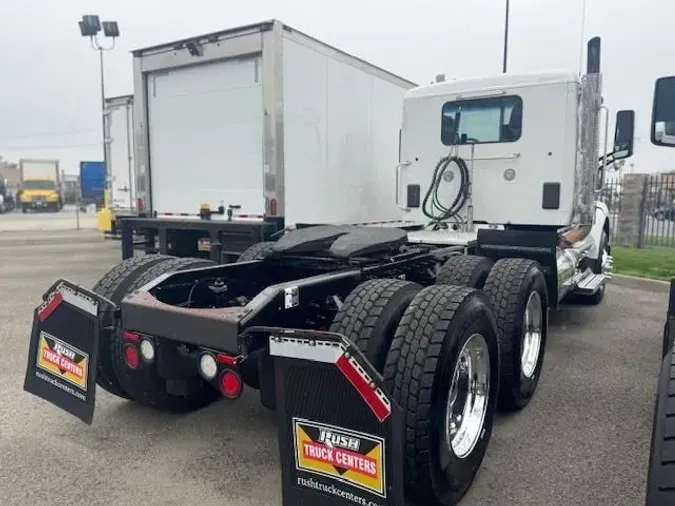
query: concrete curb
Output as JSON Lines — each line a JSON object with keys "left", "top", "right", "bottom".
{"left": 610, "top": 273, "right": 672, "bottom": 293}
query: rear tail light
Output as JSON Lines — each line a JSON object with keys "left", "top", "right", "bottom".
{"left": 219, "top": 370, "right": 243, "bottom": 399}
{"left": 122, "top": 330, "right": 140, "bottom": 342}
{"left": 216, "top": 353, "right": 237, "bottom": 366}
{"left": 136, "top": 197, "right": 144, "bottom": 214}
{"left": 124, "top": 344, "right": 140, "bottom": 369}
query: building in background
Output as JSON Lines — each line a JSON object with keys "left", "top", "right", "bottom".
{"left": 61, "top": 173, "right": 80, "bottom": 205}
{"left": 0, "top": 160, "right": 20, "bottom": 194}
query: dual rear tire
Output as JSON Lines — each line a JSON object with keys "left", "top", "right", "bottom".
{"left": 331, "top": 256, "right": 549, "bottom": 505}
{"left": 332, "top": 279, "right": 500, "bottom": 505}
{"left": 93, "top": 255, "right": 221, "bottom": 412}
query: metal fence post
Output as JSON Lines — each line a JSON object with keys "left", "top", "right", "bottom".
{"left": 637, "top": 177, "right": 650, "bottom": 248}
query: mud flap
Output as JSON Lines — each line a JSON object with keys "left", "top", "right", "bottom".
{"left": 261, "top": 327, "right": 404, "bottom": 506}
{"left": 23, "top": 280, "right": 106, "bottom": 425}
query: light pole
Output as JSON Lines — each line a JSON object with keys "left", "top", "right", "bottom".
{"left": 78, "top": 15, "right": 120, "bottom": 208}
{"left": 502, "top": 0, "right": 510, "bottom": 73}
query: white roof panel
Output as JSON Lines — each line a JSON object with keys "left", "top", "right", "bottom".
{"left": 406, "top": 71, "right": 579, "bottom": 100}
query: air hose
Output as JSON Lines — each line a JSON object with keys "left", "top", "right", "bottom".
{"left": 421, "top": 153, "right": 471, "bottom": 229}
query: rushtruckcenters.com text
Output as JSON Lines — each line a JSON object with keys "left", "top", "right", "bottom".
{"left": 296, "top": 476, "right": 382, "bottom": 506}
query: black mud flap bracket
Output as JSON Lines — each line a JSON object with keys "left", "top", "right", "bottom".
{"left": 23, "top": 279, "right": 112, "bottom": 425}
{"left": 258, "top": 327, "right": 405, "bottom": 506}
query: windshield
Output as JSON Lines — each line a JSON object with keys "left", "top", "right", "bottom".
{"left": 22, "top": 180, "right": 56, "bottom": 190}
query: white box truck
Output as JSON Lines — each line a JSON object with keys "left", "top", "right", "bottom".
{"left": 106, "top": 94, "right": 136, "bottom": 213}
{"left": 121, "top": 19, "right": 416, "bottom": 262}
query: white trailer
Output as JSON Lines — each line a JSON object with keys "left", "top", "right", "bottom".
{"left": 105, "top": 94, "right": 136, "bottom": 213}
{"left": 122, "top": 19, "right": 416, "bottom": 262}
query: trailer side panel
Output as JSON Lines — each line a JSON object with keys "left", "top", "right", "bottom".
{"left": 281, "top": 29, "right": 415, "bottom": 225}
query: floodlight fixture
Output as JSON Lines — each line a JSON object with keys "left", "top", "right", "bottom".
{"left": 102, "top": 21, "right": 120, "bottom": 38}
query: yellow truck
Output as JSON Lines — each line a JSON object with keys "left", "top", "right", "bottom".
{"left": 18, "top": 158, "right": 63, "bottom": 213}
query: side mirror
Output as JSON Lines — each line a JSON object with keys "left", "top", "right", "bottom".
{"left": 613, "top": 109, "right": 635, "bottom": 160}
{"left": 652, "top": 76, "right": 675, "bottom": 147}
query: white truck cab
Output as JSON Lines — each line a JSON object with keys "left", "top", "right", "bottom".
{"left": 395, "top": 37, "right": 635, "bottom": 306}
{"left": 398, "top": 71, "right": 581, "bottom": 228}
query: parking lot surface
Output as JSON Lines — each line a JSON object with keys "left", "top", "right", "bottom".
{"left": 0, "top": 206, "right": 97, "bottom": 232}
{"left": 0, "top": 229, "right": 667, "bottom": 506}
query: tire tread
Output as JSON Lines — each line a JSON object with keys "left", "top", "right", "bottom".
{"left": 382, "top": 285, "right": 482, "bottom": 503}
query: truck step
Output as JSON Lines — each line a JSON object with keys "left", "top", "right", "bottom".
{"left": 574, "top": 272, "right": 611, "bottom": 295}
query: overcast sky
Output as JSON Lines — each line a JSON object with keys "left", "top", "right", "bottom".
{"left": 0, "top": 0, "right": 673, "bottom": 175}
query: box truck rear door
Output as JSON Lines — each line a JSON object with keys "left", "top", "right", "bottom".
{"left": 108, "top": 99, "right": 135, "bottom": 210}
{"left": 146, "top": 56, "right": 265, "bottom": 217}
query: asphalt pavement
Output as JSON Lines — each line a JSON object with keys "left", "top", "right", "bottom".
{"left": 0, "top": 228, "right": 668, "bottom": 506}
{"left": 0, "top": 205, "right": 97, "bottom": 232}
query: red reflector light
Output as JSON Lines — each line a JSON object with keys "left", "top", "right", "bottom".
{"left": 124, "top": 344, "right": 140, "bottom": 369}
{"left": 219, "top": 370, "right": 243, "bottom": 399}
{"left": 269, "top": 198, "right": 278, "bottom": 216}
{"left": 136, "top": 198, "right": 144, "bottom": 214}
{"left": 216, "top": 353, "right": 237, "bottom": 366}
{"left": 122, "top": 330, "right": 140, "bottom": 342}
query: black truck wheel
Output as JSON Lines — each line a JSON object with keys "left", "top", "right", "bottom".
{"left": 111, "top": 257, "right": 222, "bottom": 412}
{"left": 483, "top": 258, "right": 549, "bottom": 412}
{"left": 436, "top": 255, "right": 494, "bottom": 289}
{"left": 329, "top": 279, "right": 422, "bottom": 372}
{"left": 382, "top": 285, "right": 500, "bottom": 506}
{"left": 92, "top": 254, "right": 175, "bottom": 398}
{"left": 237, "top": 241, "right": 276, "bottom": 262}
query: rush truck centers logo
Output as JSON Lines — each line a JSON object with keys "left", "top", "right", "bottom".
{"left": 36, "top": 331, "right": 89, "bottom": 390}
{"left": 293, "top": 418, "right": 386, "bottom": 497}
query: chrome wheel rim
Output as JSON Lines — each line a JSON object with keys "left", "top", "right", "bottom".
{"left": 445, "top": 333, "right": 490, "bottom": 459}
{"left": 521, "top": 291, "right": 543, "bottom": 378}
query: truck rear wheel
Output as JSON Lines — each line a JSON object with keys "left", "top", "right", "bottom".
{"left": 382, "top": 285, "right": 500, "bottom": 506}
{"left": 237, "top": 241, "right": 276, "bottom": 262}
{"left": 483, "top": 258, "right": 548, "bottom": 412}
{"left": 111, "top": 257, "right": 222, "bottom": 413}
{"left": 92, "top": 254, "right": 175, "bottom": 398}
{"left": 329, "top": 279, "right": 422, "bottom": 371}
{"left": 436, "top": 255, "right": 494, "bottom": 289}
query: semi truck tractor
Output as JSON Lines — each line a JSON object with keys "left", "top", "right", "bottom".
{"left": 24, "top": 33, "right": 639, "bottom": 506}
{"left": 115, "top": 20, "right": 416, "bottom": 262}
{"left": 18, "top": 158, "right": 63, "bottom": 213}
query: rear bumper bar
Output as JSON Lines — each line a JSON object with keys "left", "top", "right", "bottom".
{"left": 121, "top": 291, "right": 245, "bottom": 353}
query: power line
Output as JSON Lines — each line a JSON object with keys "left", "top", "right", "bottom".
{"left": 0, "top": 142, "right": 101, "bottom": 151}
{"left": 0, "top": 127, "right": 99, "bottom": 143}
